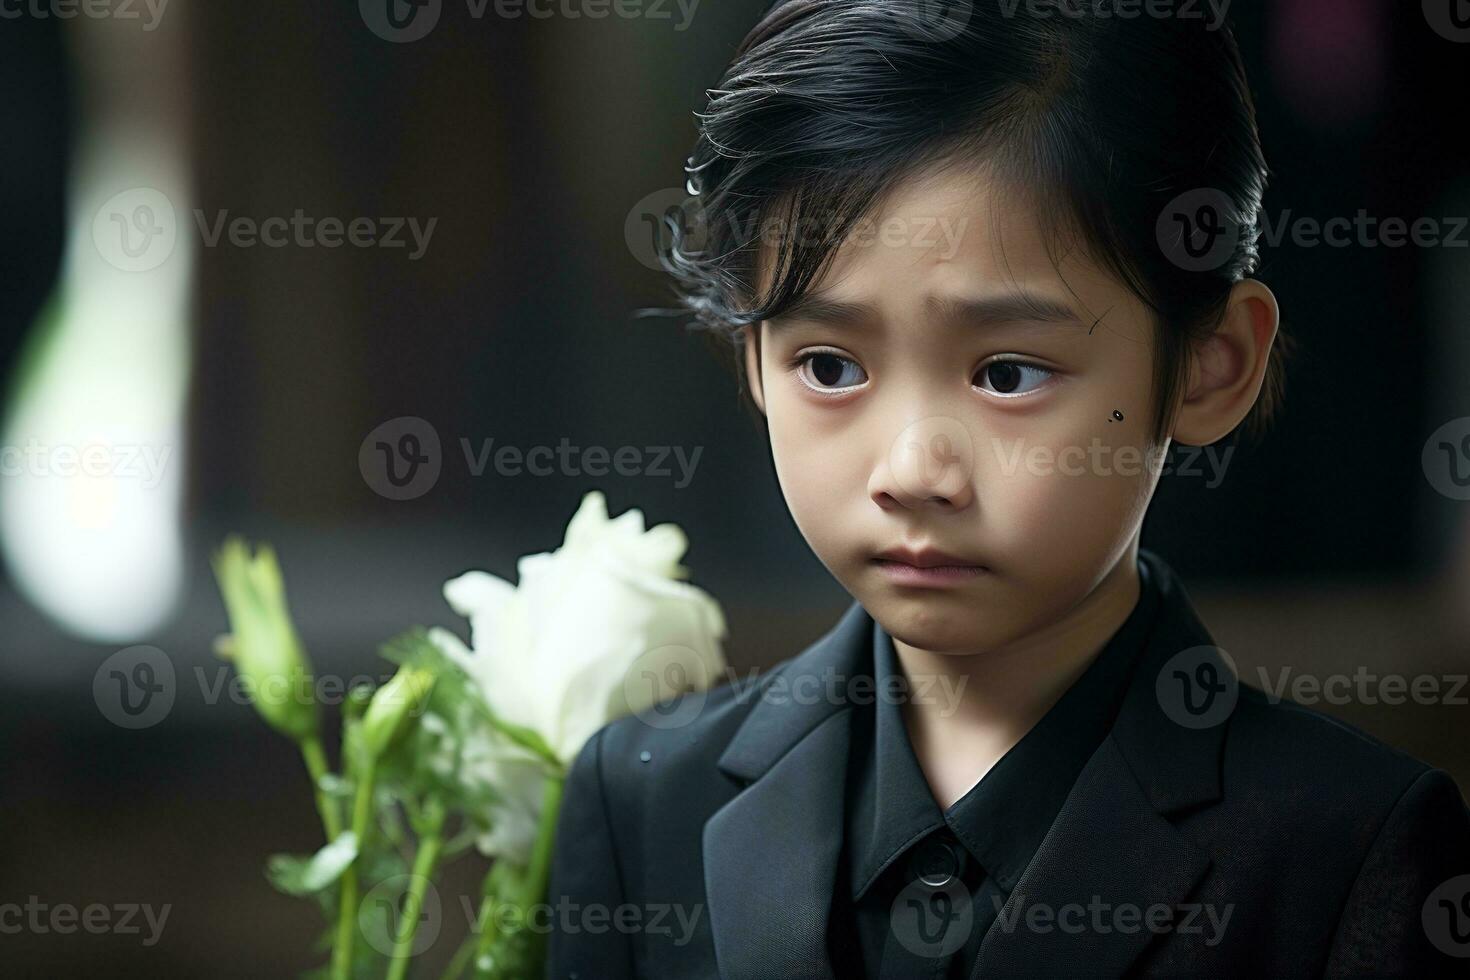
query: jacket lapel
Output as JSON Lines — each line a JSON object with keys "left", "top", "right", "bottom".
{"left": 704, "top": 550, "right": 1231, "bottom": 980}
{"left": 969, "top": 737, "right": 1213, "bottom": 977}
{"left": 702, "top": 603, "right": 870, "bottom": 980}
{"left": 971, "top": 549, "right": 1230, "bottom": 978}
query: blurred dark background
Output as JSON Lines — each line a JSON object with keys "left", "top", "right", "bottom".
{"left": 3, "top": 1, "right": 1469, "bottom": 975}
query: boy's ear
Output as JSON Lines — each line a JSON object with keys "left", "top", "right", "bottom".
{"left": 1170, "top": 279, "right": 1279, "bottom": 447}
{"left": 741, "top": 324, "right": 767, "bottom": 416}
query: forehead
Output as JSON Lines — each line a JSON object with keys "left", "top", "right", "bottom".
{"left": 757, "top": 160, "right": 1145, "bottom": 334}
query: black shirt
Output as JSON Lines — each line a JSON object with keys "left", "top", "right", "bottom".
{"left": 827, "top": 556, "right": 1164, "bottom": 980}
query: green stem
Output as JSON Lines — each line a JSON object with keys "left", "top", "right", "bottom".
{"left": 386, "top": 799, "right": 448, "bottom": 980}
{"left": 518, "top": 775, "right": 564, "bottom": 906}
{"left": 470, "top": 857, "right": 513, "bottom": 975}
{"left": 436, "top": 932, "right": 477, "bottom": 980}
{"left": 300, "top": 735, "right": 341, "bottom": 840}
{"left": 472, "top": 773, "right": 564, "bottom": 978}
{"left": 332, "top": 757, "right": 378, "bottom": 980}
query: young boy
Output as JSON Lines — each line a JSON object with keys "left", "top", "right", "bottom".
{"left": 547, "top": 2, "right": 1470, "bottom": 976}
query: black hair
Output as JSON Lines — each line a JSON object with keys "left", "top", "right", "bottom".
{"left": 662, "top": 0, "right": 1291, "bottom": 445}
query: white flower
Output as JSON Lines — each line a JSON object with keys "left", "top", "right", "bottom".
{"left": 430, "top": 489, "right": 727, "bottom": 806}
{"left": 415, "top": 698, "right": 544, "bottom": 861}
{"left": 455, "top": 723, "right": 546, "bottom": 861}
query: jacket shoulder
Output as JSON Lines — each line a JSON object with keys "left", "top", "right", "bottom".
{"left": 1223, "top": 680, "right": 1464, "bottom": 826}
{"left": 567, "top": 652, "right": 805, "bottom": 802}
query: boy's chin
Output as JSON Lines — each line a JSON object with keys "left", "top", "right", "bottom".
{"left": 862, "top": 592, "right": 1022, "bottom": 658}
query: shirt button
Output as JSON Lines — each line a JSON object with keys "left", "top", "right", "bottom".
{"left": 908, "top": 834, "right": 965, "bottom": 889}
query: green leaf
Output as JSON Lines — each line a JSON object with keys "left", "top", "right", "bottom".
{"left": 480, "top": 711, "right": 560, "bottom": 770}
{"left": 317, "top": 772, "right": 353, "bottom": 799}
{"left": 379, "top": 626, "right": 444, "bottom": 670}
{"left": 266, "top": 831, "right": 359, "bottom": 896}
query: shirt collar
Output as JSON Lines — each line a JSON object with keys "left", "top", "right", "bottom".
{"left": 846, "top": 555, "right": 1163, "bottom": 901}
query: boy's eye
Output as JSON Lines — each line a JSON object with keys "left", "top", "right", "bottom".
{"left": 973, "top": 359, "right": 1053, "bottom": 396}
{"left": 798, "top": 351, "right": 867, "bottom": 391}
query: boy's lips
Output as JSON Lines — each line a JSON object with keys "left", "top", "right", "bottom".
{"left": 869, "top": 545, "right": 991, "bottom": 587}
{"left": 871, "top": 544, "right": 988, "bottom": 569}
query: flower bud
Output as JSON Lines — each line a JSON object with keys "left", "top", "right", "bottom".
{"left": 211, "top": 536, "right": 318, "bottom": 742}
{"left": 360, "top": 666, "right": 435, "bottom": 760}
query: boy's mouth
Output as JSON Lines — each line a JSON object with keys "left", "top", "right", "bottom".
{"left": 869, "top": 545, "right": 990, "bottom": 587}
{"left": 872, "top": 544, "right": 987, "bottom": 569}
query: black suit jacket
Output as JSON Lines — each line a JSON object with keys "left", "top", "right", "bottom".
{"left": 546, "top": 550, "right": 1470, "bottom": 978}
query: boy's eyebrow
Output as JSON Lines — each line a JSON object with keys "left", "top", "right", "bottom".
{"left": 765, "top": 289, "right": 1087, "bottom": 332}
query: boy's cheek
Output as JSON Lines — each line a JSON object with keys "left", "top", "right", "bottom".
{"left": 985, "top": 443, "right": 1156, "bottom": 583}
{"left": 767, "top": 428, "right": 865, "bottom": 550}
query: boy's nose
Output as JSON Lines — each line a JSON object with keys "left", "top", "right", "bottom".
{"left": 868, "top": 417, "right": 976, "bottom": 513}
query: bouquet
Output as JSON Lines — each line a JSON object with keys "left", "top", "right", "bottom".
{"left": 211, "top": 491, "right": 728, "bottom": 979}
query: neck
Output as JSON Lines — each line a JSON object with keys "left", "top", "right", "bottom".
{"left": 891, "top": 540, "right": 1143, "bottom": 805}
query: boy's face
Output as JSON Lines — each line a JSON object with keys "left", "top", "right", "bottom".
{"left": 746, "top": 164, "right": 1166, "bottom": 656}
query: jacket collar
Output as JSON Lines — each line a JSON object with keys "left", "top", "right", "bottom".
{"left": 703, "top": 548, "right": 1230, "bottom": 980}
{"left": 848, "top": 554, "right": 1169, "bottom": 903}
{"left": 714, "top": 598, "right": 871, "bottom": 784}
